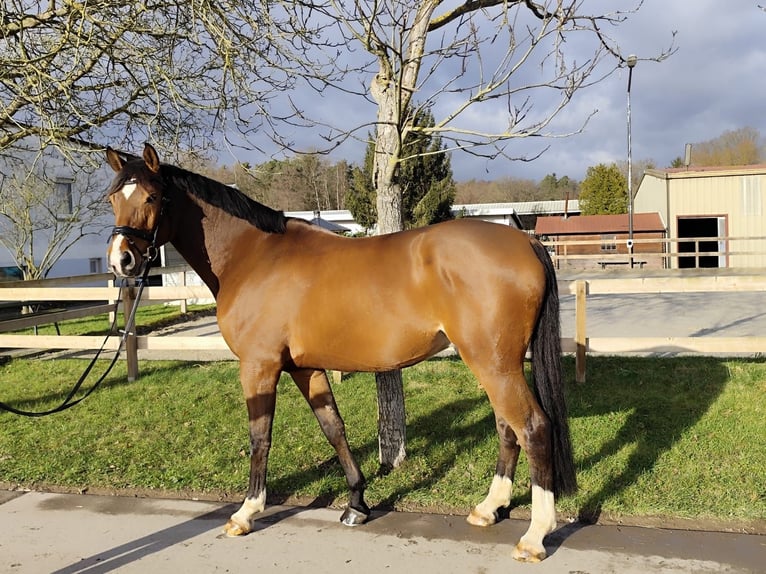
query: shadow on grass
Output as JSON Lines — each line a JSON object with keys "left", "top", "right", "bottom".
{"left": 258, "top": 356, "right": 501, "bottom": 513}
{"left": 562, "top": 355, "right": 729, "bottom": 522}
{"left": 267, "top": 389, "right": 495, "bottom": 513}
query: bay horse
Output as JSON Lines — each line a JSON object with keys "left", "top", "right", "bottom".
{"left": 105, "top": 143, "right": 576, "bottom": 563}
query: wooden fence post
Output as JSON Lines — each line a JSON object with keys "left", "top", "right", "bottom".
{"left": 108, "top": 278, "right": 117, "bottom": 325}
{"left": 122, "top": 282, "right": 139, "bottom": 381}
{"left": 180, "top": 270, "right": 188, "bottom": 314}
{"left": 575, "top": 280, "right": 587, "bottom": 383}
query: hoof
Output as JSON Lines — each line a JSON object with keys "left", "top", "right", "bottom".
{"left": 340, "top": 506, "right": 369, "bottom": 526}
{"left": 511, "top": 541, "right": 546, "bottom": 563}
{"left": 466, "top": 508, "right": 497, "bottom": 527}
{"left": 223, "top": 518, "right": 251, "bottom": 537}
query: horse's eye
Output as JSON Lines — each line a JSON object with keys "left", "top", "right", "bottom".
{"left": 146, "top": 195, "right": 157, "bottom": 204}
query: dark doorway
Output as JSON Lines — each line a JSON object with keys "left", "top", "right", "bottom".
{"left": 677, "top": 217, "right": 722, "bottom": 268}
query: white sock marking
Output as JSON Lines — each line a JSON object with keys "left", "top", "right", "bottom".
{"left": 230, "top": 491, "right": 266, "bottom": 528}
{"left": 520, "top": 485, "right": 556, "bottom": 547}
{"left": 475, "top": 474, "right": 513, "bottom": 518}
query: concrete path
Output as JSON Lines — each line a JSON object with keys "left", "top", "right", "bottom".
{"left": 560, "top": 291, "right": 766, "bottom": 340}
{"left": 1, "top": 490, "right": 762, "bottom": 573}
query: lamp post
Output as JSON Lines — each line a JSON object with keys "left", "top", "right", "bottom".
{"left": 626, "top": 54, "right": 637, "bottom": 267}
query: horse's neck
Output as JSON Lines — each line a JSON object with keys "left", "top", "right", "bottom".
{"left": 169, "top": 198, "right": 260, "bottom": 299}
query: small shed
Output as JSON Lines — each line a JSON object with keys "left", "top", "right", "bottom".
{"left": 535, "top": 213, "right": 666, "bottom": 270}
{"left": 451, "top": 203, "right": 525, "bottom": 229}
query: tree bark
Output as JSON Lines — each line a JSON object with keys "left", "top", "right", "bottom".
{"left": 373, "top": 163, "right": 408, "bottom": 469}
{"left": 375, "top": 369, "right": 407, "bottom": 468}
{"left": 371, "top": 64, "right": 408, "bottom": 468}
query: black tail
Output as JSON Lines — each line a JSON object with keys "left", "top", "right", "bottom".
{"left": 529, "top": 239, "right": 578, "bottom": 497}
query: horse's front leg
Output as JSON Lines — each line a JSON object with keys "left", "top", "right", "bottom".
{"left": 290, "top": 368, "right": 370, "bottom": 526}
{"left": 224, "top": 360, "right": 281, "bottom": 537}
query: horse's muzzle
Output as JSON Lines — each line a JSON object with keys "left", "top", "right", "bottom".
{"left": 108, "top": 235, "right": 146, "bottom": 278}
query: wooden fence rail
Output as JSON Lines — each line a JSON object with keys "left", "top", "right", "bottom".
{"left": 1, "top": 269, "right": 765, "bottom": 382}
{"left": 542, "top": 235, "right": 766, "bottom": 269}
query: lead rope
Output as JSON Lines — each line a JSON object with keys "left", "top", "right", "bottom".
{"left": 0, "top": 264, "right": 152, "bottom": 417}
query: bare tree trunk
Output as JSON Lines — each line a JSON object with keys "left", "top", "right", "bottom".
{"left": 373, "top": 173, "right": 408, "bottom": 468}
{"left": 367, "top": 0, "right": 437, "bottom": 465}
{"left": 375, "top": 369, "right": 407, "bottom": 468}
{"left": 370, "top": 61, "right": 409, "bottom": 467}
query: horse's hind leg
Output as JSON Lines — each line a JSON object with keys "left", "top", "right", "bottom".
{"left": 467, "top": 414, "right": 520, "bottom": 527}
{"left": 290, "top": 369, "right": 370, "bottom": 526}
{"left": 465, "top": 363, "right": 557, "bottom": 563}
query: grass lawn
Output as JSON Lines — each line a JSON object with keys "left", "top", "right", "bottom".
{"left": 1, "top": 352, "right": 763, "bottom": 529}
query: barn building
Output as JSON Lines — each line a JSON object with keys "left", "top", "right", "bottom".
{"left": 535, "top": 213, "right": 666, "bottom": 270}
{"left": 635, "top": 165, "right": 766, "bottom": 268}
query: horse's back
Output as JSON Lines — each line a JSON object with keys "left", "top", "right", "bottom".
{"left": 289, "top": 218, "right": 545, "bottom": 309}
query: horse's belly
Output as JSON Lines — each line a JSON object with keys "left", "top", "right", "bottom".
{"left": 291, "top": 328, "right": 451, "bottom": 372}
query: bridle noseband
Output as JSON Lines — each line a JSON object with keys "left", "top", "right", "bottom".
{"left": 111, "top": 225, "right": 160, "bottom": 262}
{"left": 110, "top": 196, "right": 169, "bottom": 263}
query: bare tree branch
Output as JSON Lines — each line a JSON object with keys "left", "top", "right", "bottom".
{"left": 0, "top": 0, "right": 326, "bottom": 160}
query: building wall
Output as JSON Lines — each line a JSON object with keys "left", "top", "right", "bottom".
{"left": 634, "top": 175, "right": 669, "bottom": 225}
{"left": 636, "top": 169, "right": 766, "bottom": 268}
{"left": 285, "top": 210, "right": 365, "bottom": 234}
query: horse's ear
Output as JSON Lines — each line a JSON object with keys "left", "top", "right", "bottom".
{"left": 106, "top": 147, "right": 124, "bottom": 172}
{"left": 143, "top": 143, "right": 161, "bottom": 173}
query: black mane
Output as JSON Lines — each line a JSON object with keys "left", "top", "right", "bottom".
{"left": 163, "top": 164, "right": 287, "bottom": 234}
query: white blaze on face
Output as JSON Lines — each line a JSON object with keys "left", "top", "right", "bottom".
{"left": 121, "top": 181, "right": 137, "bottom": 200}
{"left": 108, "top": 234, "right": 133, "bottom": 274}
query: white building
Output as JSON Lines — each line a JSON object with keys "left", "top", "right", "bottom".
{"left": 0, "top": 147, "right": 113, "bottom": 280}
{"left": 635, "top": 165, "right": 766, "bottom": 268}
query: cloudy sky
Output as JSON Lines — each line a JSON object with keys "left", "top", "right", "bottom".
{"left": 510, "top": 0, "right": 766, "bottom": 183}
{"left": 232, "top": 1, "right": 766, "bottom": 184}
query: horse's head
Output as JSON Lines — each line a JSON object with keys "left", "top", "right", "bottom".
{"left": 105, "top": 143, "right": 171, "bottom": 278}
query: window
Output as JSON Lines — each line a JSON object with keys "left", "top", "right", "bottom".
{"left": 600, "top": 234, "right": 617, "bottom": 252}
{"left": 54, "top": 177, "right": 74, "bottom": 214}
{"left": 89, "top": 258, "right": 103, "bottom": 274}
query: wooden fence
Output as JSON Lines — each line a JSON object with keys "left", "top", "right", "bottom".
{"left": 0, "top": 268, "right": 224, "bottom": 381}
{"left": 1, "top": 268, "right": 765, "bottom": 383}
{"left": 558, "top": 272, "right": 766, "bottom": 382}
{"left": 543, "top": 235, "right": 766, "bottom": 270}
